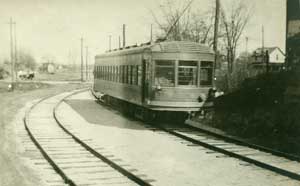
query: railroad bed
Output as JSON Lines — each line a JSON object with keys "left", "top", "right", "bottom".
{"left": 150, "top": 123, "right": 300, "bottom": 181}
{"left": 59, "top": 90, "right": 300, "bottom": 186}
{"left": 24, "top": 90, "right": 300, "bottom": 186}
{"left": 24, "top": 90, "right": 153, "bottom": 186}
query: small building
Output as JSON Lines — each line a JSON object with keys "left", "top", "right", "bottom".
{"left": 251, "top": 47, "right": 285, "bottom": 72}
{"left": 39, "top": 62, "right": 55, "bottom": 74}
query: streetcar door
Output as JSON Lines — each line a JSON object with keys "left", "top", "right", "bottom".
{"left": 141, "top": 59, "right": 148, "bottom": 104}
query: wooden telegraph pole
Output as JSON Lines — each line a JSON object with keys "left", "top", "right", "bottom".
{"left": 109, "top": 35, "right": 112, "bottom": 51}
{"left": 13, "top": 22, "right": 18, "bottom": 82}
{"left": 213, "top": 0, "right": 220, "bottom": 70}
{"left": 80, "top": 37, "right": 84, "bottom": 82}
{"left": 9, "top": 18, "right": 15, "bottom": 89}
{"left": 150, "top": 24, "right": 153, "bottom": 42}
{"left": 85, "top": 46, "right": 88, "bottom": 81}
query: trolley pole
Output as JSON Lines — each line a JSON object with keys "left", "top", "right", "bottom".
{"left": 85, "top": 46, "right": 88, "bottom": 81}
{"left": 80, "top": 37, "right": 84, "bottom": 82}
{"left": 9, "top": 18, "right": 15, "bottom": 89}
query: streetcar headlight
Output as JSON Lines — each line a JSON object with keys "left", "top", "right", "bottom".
{"left": 155, "top": 84, "right": 162, "bottom": 91}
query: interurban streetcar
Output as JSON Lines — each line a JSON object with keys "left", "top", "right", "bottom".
{"left": 93, "top": 41, "right": 214, "bottom": 121}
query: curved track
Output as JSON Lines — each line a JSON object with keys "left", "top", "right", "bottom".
{"left": 91, "top": 89, "right": 300, "bottom": 182}
{"left": 24, "top": 90, "right": 153, "bottom": 186}
{"left": 147, "top": 123, "right": 300, "bottom": 181}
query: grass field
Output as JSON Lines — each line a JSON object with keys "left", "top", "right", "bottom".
{"left": 35, "top": 71, "right": 81, "bottom": 81}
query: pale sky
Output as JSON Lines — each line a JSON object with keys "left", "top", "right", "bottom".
{"left": 0, "top": 0, "right": 286, "bottom": 64}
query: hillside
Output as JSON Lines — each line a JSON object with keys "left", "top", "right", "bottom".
{"left": 211, "top": 70, "right": 300, "bottom": 155}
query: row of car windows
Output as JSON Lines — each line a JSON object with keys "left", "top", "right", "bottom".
{"left": 154, "top": 60, "right": 213, "bottom": 87}
{"left": 94, "top": 60, "right": 213, "bottom": 87}
{"left": 94, "top": 65, "right": 142, "bottom": 85}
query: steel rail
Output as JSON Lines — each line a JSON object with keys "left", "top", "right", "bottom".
{"left": 23, "top": 92, "right": 79, "bottom": 186}
{"left": 53, "top": 89, "right": 153, "bottom": 186}
{"left": 157, "top": 126, "right": 300, "bottom": 181}
{"left": 91, "top": 88, "right": 300, "bottom": 181}
{"left": 185, "top": 123, "right": 300, "bottom": 162}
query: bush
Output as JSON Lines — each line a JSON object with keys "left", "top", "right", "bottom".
{"left": 212, "top": 72, "right": 300, "bottom": 137}
{"left": 0, "top": 66, "right": 8, "bottom": 79}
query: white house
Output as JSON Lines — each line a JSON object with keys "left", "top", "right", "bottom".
{"left": 253, "top": 47, "right": 285, "bottom": 64}
{"left": 251, "top": 47, "right": 285, "bottom": 72}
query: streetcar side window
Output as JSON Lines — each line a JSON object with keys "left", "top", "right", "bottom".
{"left": 137, "top": 65, "right": 142, "bottom": 86}
{"left": 178, "top": 61, "right": 198, "bottom": 86}
{"left": 200, "top": 61, "right": 213, "bottom": 86}
{"left": 134, "top": 65, "right": 139, "bottom": 85}
{"left": 106, "top": 66, "right": 108, "bottom": 81}
{"left": 96, "top": 66, "right": 101, "bottom": 79}
{"left": 105, "top": 66, "right": 108, "bottom": 80}
{"left": 109, "top": 66, "right": 112, "bottom": 81}
{"left": 127, "top": 66, "right": 130, "bottom": 84}
{"left": 129, "top": 66, "right": 133, "bottom": 84}
{"left": 113, "top": 66, "right": 116, "bottom": 82}
{"left": 119, "top": 66, "right": 123, "bottom": 83}
{"left": 103, "top": 66, "right": 105, "bottom": 80}
{"left": 155, "top": 60, "right": 175, "bottom": 87}
{"left": 116, "top": 66, "right": 119, "bottom": 83}
{"left": 111, "top": 66, "right": 114, "bottom": 82}
{"left": 123, "top": 66, "right": 126, "bottom": 83}
{"left": 111, "top": 66, "right": 113, "bottom": 81}
{"left": 124, "top": 66, "right": 128, "bottom": 84}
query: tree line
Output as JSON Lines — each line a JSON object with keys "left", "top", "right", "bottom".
{"left": 151, "top": 0, "right": 251, "bottom": 75}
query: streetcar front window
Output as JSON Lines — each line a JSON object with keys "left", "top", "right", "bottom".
{"left": 178, "top": 61, "right": 197, "bottom": 86}
{"left": 155, "top": 60, "right": 175, "bottom": 87}
{"left": 200, "top": 61, "right": 213, "bottom": 86}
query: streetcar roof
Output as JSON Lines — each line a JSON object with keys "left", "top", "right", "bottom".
{"left": 95, "top": 41, "right": 213, "bottom": 58}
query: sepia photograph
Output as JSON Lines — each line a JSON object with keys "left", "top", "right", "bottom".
{"left": 0, "top": 0, "right": 299, "bottom": 185}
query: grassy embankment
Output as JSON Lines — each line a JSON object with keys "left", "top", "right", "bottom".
{"left": 208, "top": 71, "right": 300, "bottom": 156}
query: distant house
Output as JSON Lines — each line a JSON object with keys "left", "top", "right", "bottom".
{"left": 39, "top": 62, "right": 55, "bottom": 74}
{"left": 251, "top": 47, "right": 285, "bottom": 72}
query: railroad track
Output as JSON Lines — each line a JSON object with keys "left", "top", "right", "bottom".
{"left": 24, "top": 90, "right": 153, "bottom": 186}
{"left": 91, "top": 89, "right": 300, "bottom": 182}
{"left": 143, "top": 122, "right": 300, "bottom": 181}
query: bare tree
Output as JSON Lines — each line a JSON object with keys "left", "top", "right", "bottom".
{"left": 220, "top": 1, "right": 251, "bottom": 73}
{"left": 188, "top": 9, "right": 215, "bottom": 45}
{"left": 150, "top": 0, "right": 214, "bottom": 44}
{"left": 16, "top": 50, "right": 37, "bottom": 71}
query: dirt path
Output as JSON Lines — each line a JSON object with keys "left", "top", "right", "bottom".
{"left": 0, "top": 83, "right": 88, "bottom": 186}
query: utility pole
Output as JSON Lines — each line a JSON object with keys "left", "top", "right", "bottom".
{"left": 150, "top": 24, "right": 153, "bottom": 42}
{"left": 13, "top": 22, "right": 18, "bottom": 82}
{"left": 262, "top": 25, "right": 265, "bottom": 51}
{"left": 122, "top": 24, "right": 126, "bottom": 48}
{"left": 109, "top": 35, "right": 112, "bottom": 51}
{"left": 85, "top": 46, "right": 88, "bottom": 81}
{"left": 9, "top": 18, "right": 15, "bottom": 89}
{"left": 213, "top": 0, "right": 220, "bottom": 70}
{"left": 261, "top": 25, "right": 265, "bottom": 65}
{"left": 80, "top": 37, "right": 83, "bottom": 82}
{"left": 245, "top": 36, "right": 249, "bottom": 57}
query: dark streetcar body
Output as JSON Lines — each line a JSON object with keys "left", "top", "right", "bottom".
{"left": 93, "top": 41, "right": 214, "bottom": 121}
